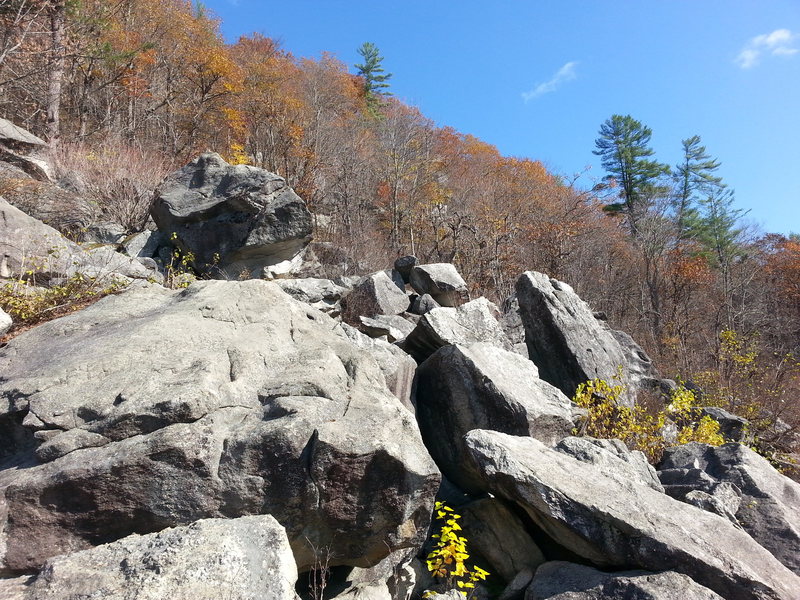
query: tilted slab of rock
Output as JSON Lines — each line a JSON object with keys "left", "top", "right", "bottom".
{"left": 358, "top": 314, "right": 416, "bottom": 343}
{"left": 274, "top": 277, "right": 348, "bottom": 315}
{"left": 401, "top": 297, "right": 512, "bottom": 363}
{"left": 340, "top": 270, "right": 410, "bottom": 323}
{"left": 463, "top": 430, "right": 800, "bottom": 600}
{"left": 515, "top": 271, "right": 656, "bottom": 406}
{"left": 0, "top": 280, "right": 439, "bottom": 573}
{"left": 409, "top": 263, "right": 468, "bottom": 307}
{"left": 0, "top": 197, "right": 154, "bottom": 282}
{"left": 151, "top": 153, "right": 313, "bottom": 278}
{"left": 22, "top": 516, "right": 297, "bottom": 600}
{"left": 660, "top": 442, "right": 800, "bottom": 576}
{"left": 414, "top": 342, "right": 574, "bottom": 491}
{"left": 527, "top": 561, "right": 724, "bottom": 600}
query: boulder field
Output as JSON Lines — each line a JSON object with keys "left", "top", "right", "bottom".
{"left": 1, "top": 155, "right": 799, "bottom": 599}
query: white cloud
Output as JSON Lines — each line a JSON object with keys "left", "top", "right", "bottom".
{"left": 522, "top": 61, "right": 578, "bottom": 102}
{"left": 735, "top": 28, "right": 798, "bottom": 68}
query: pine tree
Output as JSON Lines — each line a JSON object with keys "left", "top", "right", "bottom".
{"left": 593, "top": 114, "right": 670, "bottom": 236}
{"left": 673, "top": 135, "right": 723, "bottom": 239}
{"left": 354, "top": 42, "right": 392, "bottom": 105}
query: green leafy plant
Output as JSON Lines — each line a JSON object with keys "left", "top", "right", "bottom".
{"left": 424, "top": 502, "right": 489, "bottom": 598}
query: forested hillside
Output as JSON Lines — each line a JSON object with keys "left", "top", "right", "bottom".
{"left": 1, "top": 0, "right": 798, "bottom": 464}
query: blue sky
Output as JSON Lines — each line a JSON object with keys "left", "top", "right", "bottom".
{"left": 204, "top": 0, "right": 800, "bottom": 236}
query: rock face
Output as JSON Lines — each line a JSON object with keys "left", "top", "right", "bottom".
{"left": 26, "top": 516, "right": 297, "bottom": 600}
{"left": 401, "top": 297, "right": 512, "bottom": 363}
{"left": 0, "top": 197, "right": 155, "bottom": 282}
{"left": 151, "top": 153, "right": 313, "bottom": 279}
{"left": 464, "top": 430, "right": 800, "bottom": 600}
{"left": 0, "top": 280, "right": 439, "bottom": 573}
{"left": 527, "top": 561, "right": 725, "bottom": 600}
{"left": 0, "top": 308, "right": 11, "bottom": 336}
{"left": 515, "top": 271, "right": 655, "bottom": 406}
{"left": 409, "top": 264, "right": 468, "bottom": 307}
{"left": 414, "top": 342, "right": 574, "bottom": 491}
{"left": 659, "top": 442, "right": 800, "bottom": 576}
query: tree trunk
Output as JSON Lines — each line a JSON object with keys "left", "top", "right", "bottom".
{"left": 45, "top": 0, "right": 66, "bottom": 149}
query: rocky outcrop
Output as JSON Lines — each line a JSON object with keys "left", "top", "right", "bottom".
{"left": 0, "top": 197, "right": 156, "bottom": 283}
{"left": 415, "top": 342, "right": 574, "bottom": 491}
{"left": 515, "top": 271, "right": 657, "bottom": 406}
{"left": 151, "top": 153, "right": 313, "bottom": 279}
{"left": 464, "top": 429, "right": 800, "bottom": 600}
{"left": 401, "top": 297, "right": 512, "bottom": 363}
{"left": 0, "top": 280, "right": 439, "bottom": 573}
{"left": 659, "top": 442, "right": 800, "bottom": 576}
{"left": 22, "top": 516, "right": 297, "bottom": 600}
{"left": 527, "top": 561, "right": 724, "bottom": 600}
{"left": 409, "top": 264, "right": 468, "bottom": 307}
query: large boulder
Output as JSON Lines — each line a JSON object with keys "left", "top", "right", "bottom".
{"left": 0, "top": 308, "right": 11, "bottom": 337}
{"left": 0, "top": 280, "right": 440, "bottom": 573}
{"left": 414, "top": 342, "right": 574, "bottom": 491}
{"left": 464, "top": 430, "right": 800, "bottom": 600}
{"left": 151, "top": 153, "right": 313, "bottom": 279}
{"left": 340, "top": 270, "right": 409, "bottom": 323}
{"left": 659, "top": 442, "right": 800, "bottom": 575}
{"left": 515, "top": 272, "right": 655, "bottom": 406}
{"left": 409, "top": 264, "right": 468, "bottom": 307}
{"left": 24, "top": 516, "right": 297, "bottom": 600}
{"left": 401, "top": 297, "right": 512, "bottom": 363}
{"left": 526, "top": 561, "right": 724, "bottom": 600}
{"left": 0, "top": 197, "right": 155, "bottom": 282}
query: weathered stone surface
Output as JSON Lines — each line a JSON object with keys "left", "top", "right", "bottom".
{"left": 555, "top": 437, "right": 664, "bottom": 492}
{"left": 0, "top": 308, "right": 11, "bottom": 336}
{"left": 121, "top": 230, "right": 167, "bottom": 259}
{"left": 341, "top": 271, "right": 409, "bottom": 323}
{"left": 394, "top": 256, "right": 417, "bottom": 284}
{"left": 0, "top": 280, "right": 439, "bottom": 573}
{"left": 409, "top": 264, "right": 468, "bottom": 307}
{"left": 151, "top": 152, "right": 313, "bottom": 279}
{"left": 515, "top": 272, "right": 648, "bottom": 406}
{"left": 358, "top": 315, "right": 415, "bottom": 342}
{"left": 0, "top": 197, "right": 154, "bottom": 282}
{"left": 498, "top": 568, "right": 534, "bottom": 600}
{"left": 275, "top": 277, "right": 348, "bottom": 315}
{"left": 409, "top": 293, "right": 440, "bottom": 315}
{"left": 460, "top": 498, "right": 545, "bottom": 582}
{"left": 701, "top": 407, "right": 750, "bottom": 442}
{"left": 0, "top": 169, "right": 90, "bottom": 233}
{"left": 27, "top": 516, "right": 297, "bottom": 600}
{"left": 526, "top": 561, "right": 724, "bottom": 600}
{"left": 401, "top": 297, "right": 512, "bottom": 363}
{"left": 660, "top": 442, "right": 800, "bottom": 575}
{"left": 500, "top": 295, "right": 529, "bottom": 358}
{"left": 464, "top": 430, "right": 800, "bottom": 600}
{"left": 333, "top": 582, "right": 392, "bottom": 600}
{"left": 415, "top": 342, "right": 573, "bottom": 491}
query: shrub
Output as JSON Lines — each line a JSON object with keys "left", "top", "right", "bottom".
{"left": 573, "top": 377, "right": 723, "bottom": 464}
{"left": 424, "top": 501, "right": 489, "bottom": 598}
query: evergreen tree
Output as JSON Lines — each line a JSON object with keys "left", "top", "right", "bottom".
{"left": 593, "top": 114, "right": 670, "bottom": 236}
{"left": 354, "top": 42, "right": 392, "bottom": 103}
{"left": 673, "top": 135, "right": 724, "bottom": 239}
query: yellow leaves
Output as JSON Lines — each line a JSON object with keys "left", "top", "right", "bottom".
{"left": 425, "top": 502, "right": 489, "bottom": 597}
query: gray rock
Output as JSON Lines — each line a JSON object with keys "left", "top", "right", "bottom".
{"left": 34, "top": 428, "right": 110, "bottom": 462}
{"left": 683, "top": 488, "right": 742, "bottom": 527}
{"left": 0, "top": 575, "right": 33, "bottom": 600}
{"left": 275, "top": 277, "right": 348, "bottom": 315}
{"left": 660, "top": 442, "right": 800, "bottom": 575}
{"left": 394, "top": 256, "right": 417, "bottom": 284}
{"left": 358, "top": 315, "right": 415, "bottom": 343}
{"left": 701, "top": 407, "right": 750, "bottom": 442}
{"left": 555, "top": 437, "right": 664, "bottom": 492}
{"left": 409, "top": 264, "right": 468, "bottom": 307}
{"left": 498, "top": 568, "right": 534, "bottom": 600}
{"left": 85, "top": 222, "right": 127, "bottom": 245}
{"left": 409, "top": 293, "right": 440, "bottom": 315}
{"left": 0, "top": 118, "right": 46, "bottom": 147}
{"left": 0, "top": 280, "right": 439, "bottom": 573}
{"left": 341, "top": 271, "right": 410, "bottom": 323}
{"left": 401, "top": 297, "right": 512, "bottom": 363}
{"left": 151, "top": 153, "right": 313, "bottom": 279}
{"left": 0, "top": 308, "right": 11, "bottom": 336}
{"left": 500, "top": 295, "right": 529, "bottom": 358}
{"left": 460, "top": 498, "right": 545, "bottom": 582}
{"left": 526, "top": 561, "right": 724, "bottom": 600}
{"left": 333, "top": 582, "right": 391, "bottom": 600}
{"left": 414, "top": 342, "right": 573, "bottom": 491}
{"left": 121, "top": 230, "right": 167, "bottom": 259}
{"left": 27, "top": 516, "right": 297, "bottom": 600}
{"left": 464, "top": 430, "right": 800, "bottom": 600}
{"left": 515, "top": 272, "right": 648, "bottom": 407}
